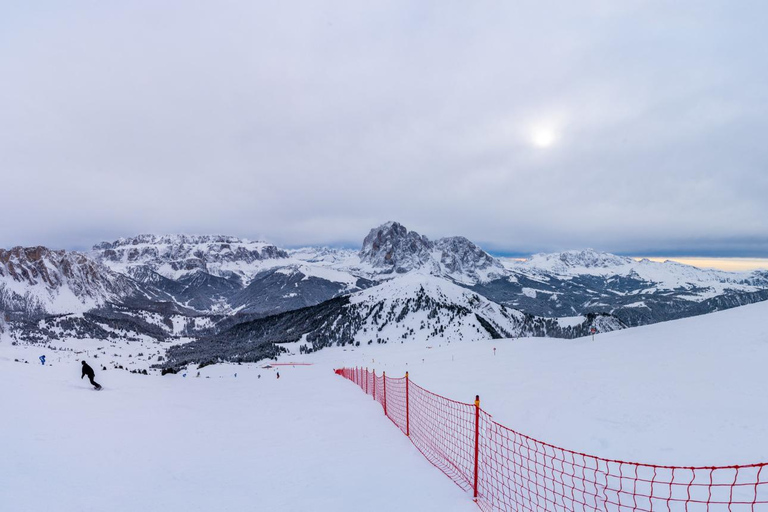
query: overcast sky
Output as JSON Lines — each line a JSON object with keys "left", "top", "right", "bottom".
{"left": 1, "top": 1, "right": 766, "bottom": 256}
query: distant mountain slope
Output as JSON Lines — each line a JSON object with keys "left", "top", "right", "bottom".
{"left": 93, "top": 234, "right": 367, "bottom": 315}
{"left": 94, "top": 234, "right": 289, "bottom": 282}
{"left": 3, "top": 222, "right": 768, "bottom": 367}
{"left": 479, "top": 249, "right": 768, "bottom": 325}
{"left": 161, "top": 275, "right": 624, "bottom": 369}
{"left": 0, "top": 246, "right": 143, "bottom": 320}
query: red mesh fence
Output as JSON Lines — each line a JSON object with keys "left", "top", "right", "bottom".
{"left": 334, "top": 367, "right": 768, "bottom": 511}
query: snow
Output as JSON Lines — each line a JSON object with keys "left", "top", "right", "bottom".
{"left": 3, "top": 296, "right": 768, "bottom": 509}
{"left": 0, "top": 346, "right": 473, "bottom": 512}
{"left": 295, "top": 263, "right": 359, "bottom": 287}
{"left": 312, "top": 299, "right": 768, "bottom": 467}
{"left": 556, "top": 315, "right": 585, "bottom": 328}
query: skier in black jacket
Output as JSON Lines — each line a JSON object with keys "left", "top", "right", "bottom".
{"left": 81, "top": 361, "right": 102, "bottom": 390}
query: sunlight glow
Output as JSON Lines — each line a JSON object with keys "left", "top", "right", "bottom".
{"left": 531, "top": 128, "right": 556, "bottom": 148}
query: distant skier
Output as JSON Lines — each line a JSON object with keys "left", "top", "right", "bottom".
{"left": 276, "top": 371, "right": 280, "bottom": 379}
{"left": 81, "top": 361, "right": 102, "bottom": 390}
{"left": 39, "top": 355, "right": 46, "bottom": 366}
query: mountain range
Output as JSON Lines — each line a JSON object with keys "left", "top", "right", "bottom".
{"left": 2, "top": 222, "right": 767, "bottom": 368}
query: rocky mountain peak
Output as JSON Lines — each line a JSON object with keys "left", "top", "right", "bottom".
{"left": 0, "top": 246, "right": 101, "bottom": 289}
{"left": 433, "top": 236, "right": 504, "bottom": 277}
{"left": 358, "top": 222, "right": 503, "bottom": 282}
{"left": 0, "top": 246, "right": 139, "bottom": 318}
{"left": 359, "top": 222, "right": 433, "bottom": 273}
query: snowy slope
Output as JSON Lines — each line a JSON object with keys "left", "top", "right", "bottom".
{"left": 0, "top": 347, "right": 474, "bottom": 512}
{"left": 343, "top": 273, "right": 621, "bottom": 343}
{"left": 321, "top": 298, "right": 768, "bottom": 466}
{"left": 159, "top": 273, "right": 625, "bottom": 370}
{"left": 2, "top": 293, "right": 766, "bottom": 511}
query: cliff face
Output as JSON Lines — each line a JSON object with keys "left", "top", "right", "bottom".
{"left": 0, "top": 246, "right": 140, "bottom": 319}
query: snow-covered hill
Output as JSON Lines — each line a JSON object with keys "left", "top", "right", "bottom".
{"left": 161, "top": 274, "right": 624, "bottom": 369}
{"left": 324, "top": 298, "right": 768, "bottom": 466}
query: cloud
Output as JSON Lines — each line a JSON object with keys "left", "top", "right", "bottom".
{"left": 1, "top": 0, "right": 766, "bottom": 255}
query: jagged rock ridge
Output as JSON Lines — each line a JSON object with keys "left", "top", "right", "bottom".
{"left": 359, "top": 221, "right": 505, "bottom": 283}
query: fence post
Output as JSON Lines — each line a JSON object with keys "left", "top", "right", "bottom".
{"left": 473, "top": 394, "right": 480, "bottom": 500}
{"left": 372, "top": 370, "right": 376, "bottom": 401}
{"left": 406, "top": 371, "right": 410, "bottom": 437}
{"left": 365, "top": 368, "right": 368, "bottom": 394}
{"left": 383, "top": 371, "right": 387, "bottom": 417}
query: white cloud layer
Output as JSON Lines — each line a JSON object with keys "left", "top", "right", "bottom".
{"left": 1, "top": 1, "right": 766, "bottom": 255}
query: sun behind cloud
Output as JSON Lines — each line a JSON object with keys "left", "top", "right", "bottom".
{"left": 531, "top": 127, "right": 556, "bottom": 148}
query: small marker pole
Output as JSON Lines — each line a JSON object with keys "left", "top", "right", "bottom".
{"left": 473, "top": 394, "right": 481, "bottom": 500}
{"left": 383, "top": 371, "right": 387, "bottom": 417}
{"left": 406, "top": 371, "right": 410, "bottom": 437}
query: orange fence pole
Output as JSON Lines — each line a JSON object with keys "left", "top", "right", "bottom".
{"left": 474, "top": 394, "right": 480, "bottom": 500}
{"left": 406, "top": 371, "right": 410, "bottom": 437}
{"left": 383, "top": 371, "right": 387, "bottom": 417}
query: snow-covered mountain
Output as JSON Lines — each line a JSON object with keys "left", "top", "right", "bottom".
{"left": 3, "top": 222, "right": 768, "bottom": 367}
{"left": 162, "top": 274, "right": 625, "bottom": 369}
{"left": 483, "top": 248, "right": 768, "bottom": 325}
{"left": 359, "top": 221, "right": 505, "bottom": 284}
{"left": 0, "top": 246, "right": 142, "bottom": 319}
{"left": 505, "top": 249, "right": 766, "bottom": 295}
{"left": 93, "top": 234, "right": 369, "bottom": 315}
{"left": 94, "top": 234, "right": 289, "bottom": 282}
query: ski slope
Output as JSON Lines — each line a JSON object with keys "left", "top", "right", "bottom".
{"left": 0, "top": 356, "right": 473, "bottom": 512}
{"left": 320, "top": 299, "right": 768, "bottom": 467}
{"left": 2, "top": 299, "right": 767, "bottom": 510}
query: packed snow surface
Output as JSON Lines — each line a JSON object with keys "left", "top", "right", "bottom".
{"left": 318, "top": 299, "right": 768, "bottom": 467}
{"left": 0, "top": 351, "right": 472, "bottom": 512}
{"left": 3, "top": 298, "right": 768, "bottom": 510}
